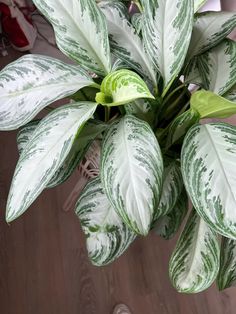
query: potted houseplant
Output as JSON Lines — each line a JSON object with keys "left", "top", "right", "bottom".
{"left": 1, "top": 0, "right": 236, "bottom": 294}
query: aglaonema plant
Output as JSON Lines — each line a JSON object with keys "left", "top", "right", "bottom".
{"left": 1, "top": 0, "right": 236, "bottom": 294}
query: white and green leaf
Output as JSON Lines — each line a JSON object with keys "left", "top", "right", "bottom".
{"left": 6, "top": 102, "right": 97, "bottom": 222}
{"left": 169, "top": 210, "right": 220, "bottom": 293}
{"left": 32, "top": 0, "right": 111, "bottom": 76}
{"left": 111, "top": 57, "right": 130, "bottom": 72}
{"left": 187, "top": 11, "right": 236, "bottom": 60}
{"left": 101, "top": 115, "right": 163, "bottom": 235}
{"left": 153, "top": 159, "right": 183, "bottom": 222}
{"left": 0, "top": 55, "right": 95, "bottom": 130}
{"left": 197, "top": 39, "right": 236, "bottom": 95}
{"left": 131, "top": 13, "right": 143, "bottom": 35}
{"left": 191, "top": 90, "right": 236, "bottom": 119}
{"left": 223, "top": 84, "right": 236, "bottom": 102}
{"left": 17, "top": 120, "right": 40, "bottom": 155}
{"left": 217, "top": 237, "right": 236, "bottom": 291}
{"left": 154, "top": 188, "right": 188, "bottom": 240}
{"left": 184, "top": 57, "right": 203, "bottom": 86}
{"left": 99, "top": 2, "right": 156, "bottom": 86}
{"left": 141, "top": 0, "right": 194, "bottom": 90}
{"left": 194, "top": 0, "right": 207, "bottom": 13}
{"left": 125, "top": 98, "right": 157, "bottom": 127}
{"left": 48, "top": 120, "right": 107, "bottom": 188}
{"left": 17, "top": 120, "right": 107, "bottom": 188}
{"left": 75, "top": 177, "right": 136, "bottom": 266}
{"left": 95, "top": 69, "right": 154, "bottom": 106}
{"left": 166, "top": 109, "right": 200, "bottom": 148}
{"left": 181, "top": 123, "right": 236, "bottom": 239}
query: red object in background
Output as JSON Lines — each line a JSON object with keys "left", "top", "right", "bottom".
{"left": 0, "top": 1, "right": 37, "bottom": 51}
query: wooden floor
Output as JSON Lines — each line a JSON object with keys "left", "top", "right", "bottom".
{"left": 1, "top": 51, "right": 236, "bottom": 314}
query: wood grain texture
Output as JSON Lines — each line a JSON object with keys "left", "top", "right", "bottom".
{"left": 1, "top": 50, "right": 236, "bottom": 314}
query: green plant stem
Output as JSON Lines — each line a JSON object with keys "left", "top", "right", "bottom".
{"left": 119, "top": 106, "right": 126, "bottom": 116}
{"left": 79, "top": 89, "right": 89, "bottom": 101}
{"left": 105, "top": 106, "right": 111, "bottom": 122}
{"left": 177, "top": 100, "right": 190, "bottom": 117}
{"left": 108, "top": 112, "right": 119, "bottom": 124}
{"left": 164, "top": 89, "right": 187, "bottom": 119}
{"left": 92, "top": 83, "right": 101, "bottom": 90}
{"left": 162, "top": 105, "right": 193, "bottom": 152}
{"left": 155, "top": 127, "right": 168, "bottom": 142}
{"left": 161, "top": 83, "right": 188, "bottom": 108}
{"left": 153, "top": 85, "right": 159, "bottom": 98}
{"left": 161, "top": 76, "right": 179, "bottom": 99}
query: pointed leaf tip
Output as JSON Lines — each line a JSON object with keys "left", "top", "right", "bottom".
{"left": 6, "top": 102, "right": 97, "bottom": 222}
{"left": 75, "top": 177, "right": 136, "bottom": 266}
{"left": 169, "top": 210, "right": 220, "bottom": 293}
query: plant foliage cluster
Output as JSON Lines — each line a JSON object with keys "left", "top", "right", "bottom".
{"left": 1, "top": 0, "right": 236, "bottom": 293}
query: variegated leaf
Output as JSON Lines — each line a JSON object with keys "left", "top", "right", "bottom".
{"left": 217, "top": 237, "right": 236, "bottom": 290}
{"left": 95, "top": 69, "right": 154, "bottom": 106}
{"left": 101, "top": 115, "right": 163, "bottom": 235}
{"left": 75, "top": 177, "right": 136, "bottom": 266}
{"left": 191, "top": 90, "right": 236, "bottom": 119}
{"left": 154, "top": 188, "right": 188, "bottom": 240}
{"left": 197, "top": 39, "right": 236, "bottom": 95}
{"left": 17, "top": 120, "right": 40, "bottom": 155}
{"left": 184, "top": 58, "right": 203, "bottom": 86}
{"left": 32, "top": 0, "right": 111, "bottom": 76}
{"left": 194, "top": 0, "right": 207, "bottom": 13}
{"left": 169, "top": 210, "right": 220, "bottom": 293}
{"left": 99, "top": 2, "right": 157, "bottom": 86}
{"left": 153, "top": 159, "right": 183, "bottom": 222}
{"left": 166, "top": 109, "right": 200, "bottom": 148}
{"left": 48, "top": 120, "right": 107, "bottom": 188}
{"left": 111, "top": 58, "right": 130, "bottom": 72}
{"left": 224, "top": 84, "right": 236, "bottom": 102}
{"left": 140, "top": 0, "right": 194, "bottom": 90}
{"left": 125, "top": 98, "right": 157, "bottom": 127}
{"left": 0, "top": 55, "right": 95, "bottom": 130}
{"left": 17, "top": 121, "right": 106, "bottom": 188}
{"left": 181, "top": 123, "right": 236, "bottom": 239}
{"left": 6, "top": 102, "right": 97, "bottom": 222}
{"left": 131, "top": 13, "right": 143, "bottom": 35}
{"left": 187, "top": 11, "right": 236, "bottom": 60}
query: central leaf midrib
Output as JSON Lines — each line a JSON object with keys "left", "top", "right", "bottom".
{"left": 55, "top": 1, "right": 108, "bottom": 73}
{"left": 205, "top": 125, "right": 236, "bottom": 205}
{"left": 161, "top": 0, "right": 167, "bottom": 79}
{"left": 121, "top": 119, "right": 144, "bottom": 225}
{"left": 211, "top": 48, "right": 221, "bottom": 93}
{"left": 106, "top": 11, "right": 156, "bottom": 84}
{"left": 2, "top": 81, "right": 92, "bottom": 99}
{"left": 182, "top": 216, "right": 205, "bottom": 285}
{"left": 12, "top": 105, "right": 95, "bottom": 209}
